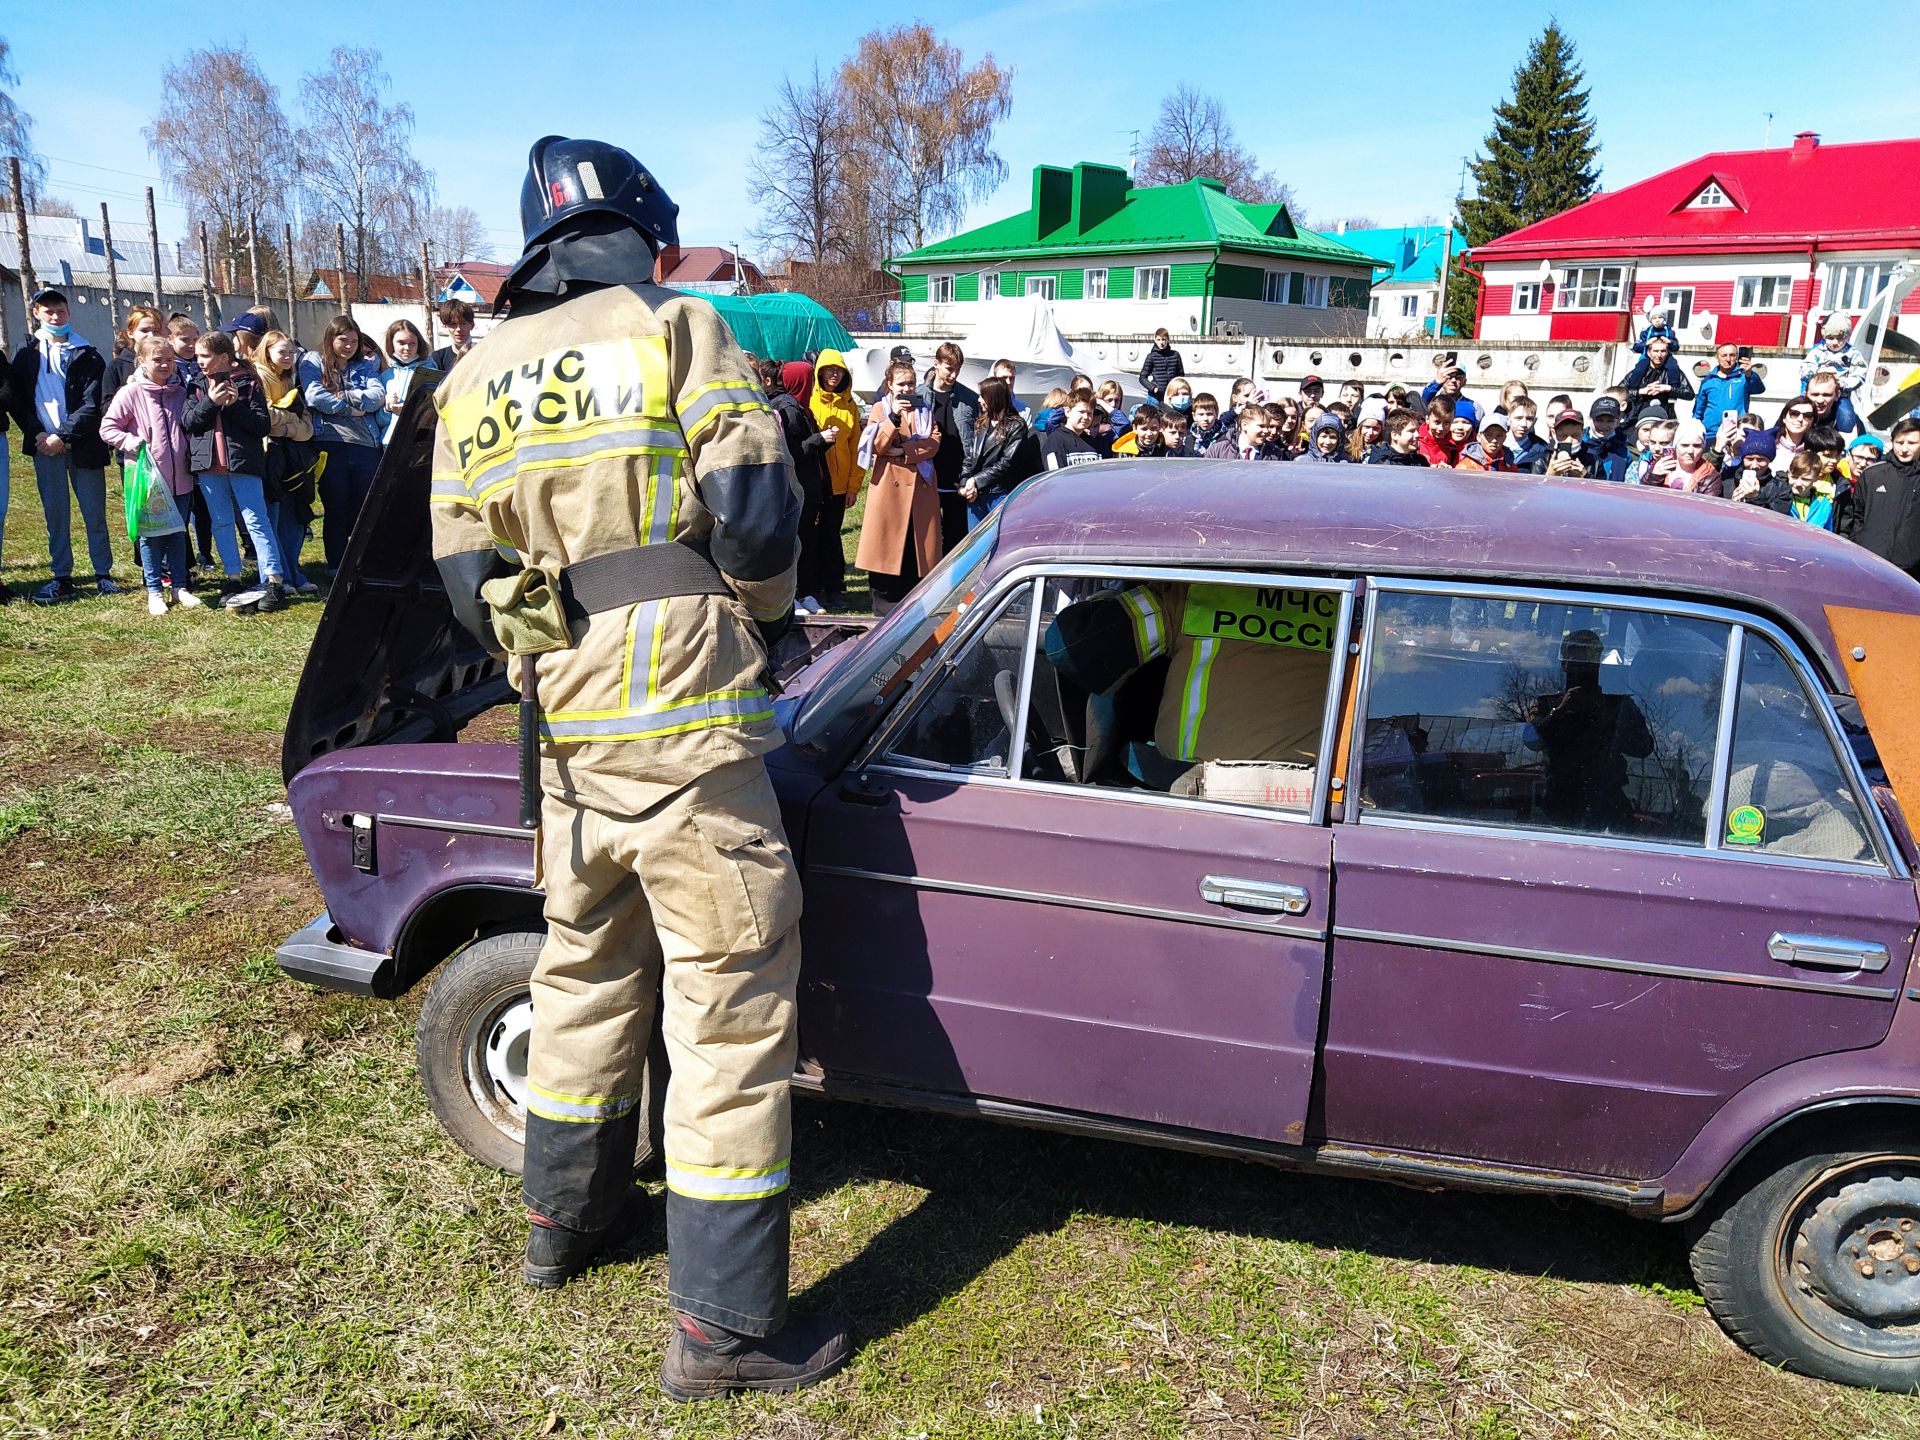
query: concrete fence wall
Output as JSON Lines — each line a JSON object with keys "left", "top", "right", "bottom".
{"left": 6, "top": 281, "right": 343, "bottom": 356}
{"left": 853, "top": 329, "right": 1917, "bottom": 428}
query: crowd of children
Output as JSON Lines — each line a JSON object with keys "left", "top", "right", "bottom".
{"left": 2, "top": 290, "right": 481, "bottom": 612}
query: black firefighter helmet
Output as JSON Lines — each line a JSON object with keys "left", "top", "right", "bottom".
{"left": 517, "top": 135, "right": 679, "bottom": 257}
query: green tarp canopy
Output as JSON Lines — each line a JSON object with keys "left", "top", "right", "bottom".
{"left": 683, "top": 290, "right": 855, "bottom": 362}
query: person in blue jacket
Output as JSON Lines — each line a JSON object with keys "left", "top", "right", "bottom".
{"left": 1693, "top": 342, "right": 1766, "bottom": 436}
{"left": 298, "top": 314, "right": 387, "bottom": 568}
{"left": 1584, "top": 396, "right": 1632, "bottom": 481}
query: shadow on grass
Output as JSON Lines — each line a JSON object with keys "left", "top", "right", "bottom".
{"left": 790, "top": 1101, "right": 1692, "bottom": 1347}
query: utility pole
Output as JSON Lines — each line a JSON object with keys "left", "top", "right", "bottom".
{"left": 100, "top": 202, "right": 121, "bottom": 338}
{"left": 146, "top": 186, "right": 163, "bottom": 308}
{"left": 419, "top": 238, "right": 434, "bottom": 348}
{"left": 283, "top": 222, "right": 298, "bottom": 345}
{"left": 248, "top": 213, "right": 262, "bottom": 307}
{"left": 198, "top": 220, "right": 218, "bottom": 328}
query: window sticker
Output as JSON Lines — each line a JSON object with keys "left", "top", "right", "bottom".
{"left": 1725, "top": 804, "right": 1767, "bottom": 847}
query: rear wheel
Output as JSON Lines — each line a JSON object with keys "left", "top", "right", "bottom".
{"left": 1689, "top": 1128, "right": 1920, "bottom": 1390}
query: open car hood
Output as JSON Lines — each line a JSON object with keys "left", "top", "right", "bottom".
{"left": 282, "top": 376, "right": 511, "bottom": 784}
{"left": 282, "top": 377, "right": 878, "bottom": 784}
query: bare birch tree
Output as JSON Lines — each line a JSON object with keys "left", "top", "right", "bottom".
{"left": 297, "top": 46, "right": 432, "bottom": 297}
{"left": 837, "top": 26, "right": 1012, "bottom": 256}
{"left": 427, "top": 204, "right": 493, "bottom": 263}
{"left": 146, "top": 44, "right": 295, "bottom": 293}
{"left": 747, "top": 65, "right": 853, "bottom": 266}
{"left": 0, "top": 37, "right": 46, "bottom": 210}
{"left": 1139, "top": 85, "right": 1302, "bottom": 215}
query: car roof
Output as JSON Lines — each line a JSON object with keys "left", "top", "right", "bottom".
{"left": 991, "top": 460, "right": 1920, "bottom": 682}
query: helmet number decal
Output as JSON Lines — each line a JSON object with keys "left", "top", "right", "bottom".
{"left": 548, "top": 180, "right": 570, "bottom": 207}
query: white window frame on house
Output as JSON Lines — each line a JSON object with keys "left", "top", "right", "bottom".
{"left": 1300, "top": 274, "right": 1330, "bottom": 308}
{"left": 1139, "top": 266, "right": 1170, "bottom": 302}
{"left": 1688, "top": 181, "right": 1732, "bottom": 210}
{"left": 1263, "top": 270, "right": 1291, "bottom": 304}
{"left": 983, "top": 272, "right": 1000, "bottom": 301}
{"left": 1734, "top": 274, "right": 1794, "bottom": 313}
{"left": 1660, "top": 287, "right": 1695, "bottom": 330}
{"left": 1085, "top": 267, "right": 1108, "bottom": 300}
{"left": 1399, "top": 293, "right": 1422, "bottom": 319}
{"left": 1368, "top": 294, "right": 1381, "bottom": 318}
{"left": 1826, "top": 262, "right": 1891, "bottom": 313}
{"left": 929, "top": 273, "right": 954, "bottom": 305}
{"left": 1511, "top": 281, "right": 1542, "bottom": 314}
{"left": 1556, "top": 265, "right": 1628, "bottom": 311}
{"left": 1025, "top": 275, "right": 1056, "bottom": 301}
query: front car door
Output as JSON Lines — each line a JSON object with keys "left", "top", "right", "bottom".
{"left": 799, "top": 565, "right": 1355, "bottom": 1146}
{"left": 1320, "top": 580, "right": 1919, "bottom": 1182}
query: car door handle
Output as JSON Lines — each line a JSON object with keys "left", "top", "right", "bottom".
{"left": 1767, "top": 932, "right": 1890, "bottom": 973}
{"left": 1199, "top": 875, "right": 1311, "bottom": 917}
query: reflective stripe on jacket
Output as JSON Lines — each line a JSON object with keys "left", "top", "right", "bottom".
{"left": 429, "top": 283, "right": 800, "bottom": 799}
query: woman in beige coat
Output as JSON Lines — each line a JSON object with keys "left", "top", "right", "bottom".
{"left": 856, "top": 358, "right": 943, "bottom": 615}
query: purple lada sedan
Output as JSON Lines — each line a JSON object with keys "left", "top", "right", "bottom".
{"left": 280, "top": 424, "right": 1920, "bottom": 1389}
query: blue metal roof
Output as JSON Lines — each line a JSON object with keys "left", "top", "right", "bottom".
{"left": 1332, "top": 226, "right": 1453, "bottom": 285}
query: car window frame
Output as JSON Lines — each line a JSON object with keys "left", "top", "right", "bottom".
{"left": 875, "top": 581, "right": 1037, "bottom": 778}
{"left": 857, "top": 562, "right": 1359, "bottom": 827}
{"left": 1344, "top": 577, "right": 1904, "bottom": 878}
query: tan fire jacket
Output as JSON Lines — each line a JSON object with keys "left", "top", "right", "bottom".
{"left": 429, "top": 283, "right": 800, "bottom": 802}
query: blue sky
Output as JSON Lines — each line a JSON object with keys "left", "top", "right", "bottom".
{"left": 14, "top": 1, "right": 1920, "bottom": 264}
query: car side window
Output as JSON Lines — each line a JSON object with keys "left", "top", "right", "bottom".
{"left": 1020, "top": 576, "right": 1340, "bottom": 812}
{"left": 1360, "top": 592, "right": 1728, "bottom": 844}
{"left": 884, "top": 584, "right": 1034, "bottom": 774}
{"left": 1721, "top": 638, "right": 1875, "bottom": 864}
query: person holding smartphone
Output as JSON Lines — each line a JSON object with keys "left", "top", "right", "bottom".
{"left": 854, "top": 358, "right": 942, "bottom": 616}
{"left": 1693, "top": 342, "right": 1765, "bottom": 436}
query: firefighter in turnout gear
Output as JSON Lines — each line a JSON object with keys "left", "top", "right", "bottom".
{"left": 428, "top": 136, "right": 851, "bottom": 1401}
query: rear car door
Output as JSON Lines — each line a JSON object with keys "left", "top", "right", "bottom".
{"left": 800, "top": 567, "right": 1354, "bottom": 1145}
{"left": 1321, "top": 581, "right": 1919, "bottom": 1181}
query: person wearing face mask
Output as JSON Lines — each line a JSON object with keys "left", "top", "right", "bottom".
{"left": 8, "top": 288, "right": 123, "bottom": 603}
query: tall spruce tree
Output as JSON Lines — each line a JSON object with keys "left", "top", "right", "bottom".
{"left": 1446, "top": 23, "right": 1599, "bottom": 337}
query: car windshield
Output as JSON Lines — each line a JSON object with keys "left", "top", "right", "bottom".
{"left": 789, "top": 513, "right": 1002, "bottom": 755}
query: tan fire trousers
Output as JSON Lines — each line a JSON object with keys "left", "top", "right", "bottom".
{"left": 526, "top": 755, "right": 802, "bottom": 1334}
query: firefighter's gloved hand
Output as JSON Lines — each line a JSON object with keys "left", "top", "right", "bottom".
{"left": 756, "top": 606, "right": 795, "bottom": 650}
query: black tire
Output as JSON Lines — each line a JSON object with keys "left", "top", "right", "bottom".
{"left": 1689, "top": 1127, "right": 1920, "bottom": 1390}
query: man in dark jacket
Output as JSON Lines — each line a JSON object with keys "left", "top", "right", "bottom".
{"left": 917, "top": 342, "right": 979, "bottom": 553}
{"left": 428, "top": 299, "right": 477, "bottom": 372}
{"left": 1847, "top": 419, "right": 1920, "bottom": 580}
{"left": 1365, "top": 408, "right": 1430, "bottom": 466}
{"left": 1137, "top": 327, "right": 1185, "bottom": 399}
{"left": 9, "top": 288, "right": 123, "bottom": 602}
{"left": 1619, "top": 336, "right": 1695, "bottom": 424}
{"left": 756, "top": 359, "right": 834, "bottom": 613}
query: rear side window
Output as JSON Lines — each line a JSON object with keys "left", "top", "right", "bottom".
{"left": 1721, "top": 638, "right": 1874, "bottom": 863}
{"left": 1360, "top": 592, "right": 1728, "bottom": 844}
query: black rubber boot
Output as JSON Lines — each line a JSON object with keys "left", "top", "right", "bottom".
{"left": 255, "top": 580, "right": 288, "bottom": 614}
{"left": 522, "top": 1188, "right": 652, "bottom": 1289}
{"left": 660, "top": 1311, "right": 852, "bottom": 1401}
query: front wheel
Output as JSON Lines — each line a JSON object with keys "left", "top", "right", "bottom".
{"left": 1689, "top": 1129, "right": 1920, "bottom": 1390}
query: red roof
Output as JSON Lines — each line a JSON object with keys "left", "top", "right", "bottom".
{"left": 439, "top": 260, "right": 512, "bottom": 306}
{"left": 305, "top": 267, "right": 419, "bottom": 304}
{"left": 1472, "top": 134, "right": 1920, "bottom": 262}
{"left": 653, "top": 245, "right": 765, "bottom": 286}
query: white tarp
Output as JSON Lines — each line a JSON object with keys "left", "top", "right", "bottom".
{"left": 843, "top": 296, "right": 1132, "bottom": 404}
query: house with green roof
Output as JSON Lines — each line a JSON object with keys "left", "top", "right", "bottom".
{"left": 1330, "top": 224, "right": 1457, "bottom": 338}
{"left": 891, "top": 162, "right": 1376, "bottom": 338}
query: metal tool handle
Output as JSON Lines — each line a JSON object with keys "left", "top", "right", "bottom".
{"left": 1199, "top": 875, "right": 1311, "bottom": 917}
{"left": 1767, "top": 932, "right": 1890, "bottom": 973}
{"left": 518, "top": 655, "right": 540, "bottom": 831}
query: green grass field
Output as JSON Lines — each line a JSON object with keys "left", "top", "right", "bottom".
{"left": 2, "top": 456, "right": 1917, "bottom": 1438}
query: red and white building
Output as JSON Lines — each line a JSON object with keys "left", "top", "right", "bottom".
{"left": 1472, "top": 132, "right": 1920, "bottom": 349}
